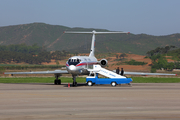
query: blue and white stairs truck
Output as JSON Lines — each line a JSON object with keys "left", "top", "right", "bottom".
{"left": 86, "top": 65, "right": 133, "bottom": 87}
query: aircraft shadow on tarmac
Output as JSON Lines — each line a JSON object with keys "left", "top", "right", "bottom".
{"left": 61, "top": 83, "right": 132, "bottom": 87}
{"left": 62, "top": 83, "right": 132, "bottom": 87}
{"left": 12, "top": 83, "right": 132, "bottom": 87}
{"left": 63, "top": 83, "right": 87, "bottom": 87}
{"left": 31, "top": 83, "right": 88, "bottom": 87}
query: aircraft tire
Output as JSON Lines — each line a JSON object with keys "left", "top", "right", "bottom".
{"left": 54, "top": 80, "right": 57, "bottom": 85}
{"left": 72, "top": 82, "right": 77, "bottom": 87}
{"left": 87, "top": 81, "right": 93, "bottom": 86}
{"left": 111, "top": 82, "right": 116, "bottom": 87}
{"left": 58, "top": 79, "right": 61, "bottom": 85}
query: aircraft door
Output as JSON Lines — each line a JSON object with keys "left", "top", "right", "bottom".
{"left": 84, "top": 59, "right": 88, "bottom": 69}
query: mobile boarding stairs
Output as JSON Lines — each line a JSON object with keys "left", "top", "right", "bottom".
{"left": 86, "top": 65, "right": 133, "bottom": 86}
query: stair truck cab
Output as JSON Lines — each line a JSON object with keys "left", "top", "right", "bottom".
{"left": 86, "top": 65, "right": 133, "bottom": 87}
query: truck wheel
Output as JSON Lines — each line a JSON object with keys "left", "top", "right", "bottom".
{"left": 128, "top": 83, "right": 132, "bottom": 86}
{"left": 87, "top": 81, "right": 93, "bottom": 86}
{"left": 111, "top": 82, "right": 116, "bottom": 87}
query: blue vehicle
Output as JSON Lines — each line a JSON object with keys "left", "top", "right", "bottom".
{"left": 86, "top": 73, "right": 133, "bottom": 87}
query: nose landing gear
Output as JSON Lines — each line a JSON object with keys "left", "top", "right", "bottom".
{"left": 72, "top": 75, "right": 77, "bottom": 87}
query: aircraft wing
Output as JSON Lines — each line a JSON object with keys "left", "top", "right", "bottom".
{"left": 113, "top": 70, "right": 177, "bottom": 76}
{"left": 4, "top": 70, "right": 69, "bottom": 75}
{"left": 124, "top": 71, "right": 176, "bottom": 76}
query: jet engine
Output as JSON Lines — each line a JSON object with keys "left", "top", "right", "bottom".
{"left": 99, "top": 59, "right": 108, "bottom": 67}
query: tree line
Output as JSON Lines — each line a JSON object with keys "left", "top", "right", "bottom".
{"left": 1, "top": 65, "right": 64, "bottom": 70}
{"left": 125, "top": 59, "right": 147, "bottom": 65}
{"left": 146, "top": 45, "right": 176, "bottom": 57}
{"left": 0, "top": 44, "right": 69, "bottom": 64}
{"left": 146, "top": 46, "right": 180, "bottom": 72}
{"left": 0, "top": 44, "right": 42, "bottom": 55}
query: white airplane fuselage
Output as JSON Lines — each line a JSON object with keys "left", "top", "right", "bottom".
{"left": 64, "top": 30, "right": 128, "bottom": 76}
{"left": 66, "top": 56, "right": 98, "bottom": 75}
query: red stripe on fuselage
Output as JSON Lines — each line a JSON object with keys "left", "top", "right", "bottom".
{"left": 76, "top": 62, "right": 97, "bottom": 67}
{"left": 76, "top": 63, "right": 86, "bottom": 67}
{"left": 66, "top": 63, "right": 69, "bottom": 67}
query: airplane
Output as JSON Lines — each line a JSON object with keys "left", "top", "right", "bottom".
{"left": 4, "top": 30, "right": 176, "bottom": 86}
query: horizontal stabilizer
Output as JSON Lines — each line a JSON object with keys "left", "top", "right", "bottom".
{"left": 64, "top": 30, "right": 129, "bottom": 57}
{"left": 64, "top": 30, "right": 130, "bottom": 34}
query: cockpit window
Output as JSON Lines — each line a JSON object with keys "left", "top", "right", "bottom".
{"left": 68, "top": 58, "right": 81, "bottom": 66}
{"left": 77, "top": 59, "right": 80, "bottom": 63}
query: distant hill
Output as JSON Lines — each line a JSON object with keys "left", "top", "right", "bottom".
{"left": 0, "top": 23, "right": 180, "bottom": 55}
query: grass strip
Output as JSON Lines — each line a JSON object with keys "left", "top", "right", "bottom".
{"left": 0, "top": 77, "right": 179, "bottom": 83}
{"left": 0, "top": 77, "right": 86, "bottom": 83}
{"left": 131, "top": 77, "right": 180, "bottom": 83}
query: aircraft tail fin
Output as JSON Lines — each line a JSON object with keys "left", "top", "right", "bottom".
{"left": 64, "top": 30, "right": 130, "bottom": 57}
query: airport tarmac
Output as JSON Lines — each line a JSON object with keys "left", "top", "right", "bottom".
{"left": 0, "top": 83, "right": 180, "bottom": 120}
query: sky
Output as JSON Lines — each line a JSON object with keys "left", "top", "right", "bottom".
{"left": 0, "top": 0, "right": 180, "bottom": 36}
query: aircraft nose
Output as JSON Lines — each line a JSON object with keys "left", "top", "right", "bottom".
{"left": 69, "top": 65, "right": 76, "bottom": 71}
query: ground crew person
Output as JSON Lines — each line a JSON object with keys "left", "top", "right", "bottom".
{"left": 116, "top": 67, "right": 120, "bottom": 74}
{"left": 120, "top": 68, "right": 124, "bottom": 76}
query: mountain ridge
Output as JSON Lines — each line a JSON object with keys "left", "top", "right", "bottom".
{"left": 0, "top": 22, "right": 180, "bottom": 55}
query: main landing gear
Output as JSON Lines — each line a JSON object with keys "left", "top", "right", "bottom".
{"left": 54, "top": 74, "right": 61, "bottom": 85}
{"left": 54, "top": 74, "right": 78, "bottom": 87}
